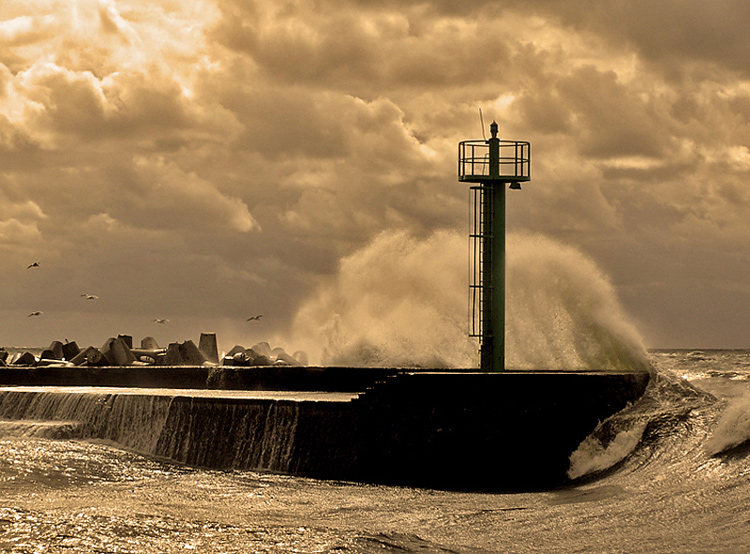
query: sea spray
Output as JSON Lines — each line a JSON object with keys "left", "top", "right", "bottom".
{"left": 506, "top": 232, "right": 651, "bottom": 371}
{"left": 290, "top": 229, "right": 650, "bottom": 370}
{"left": 290, "top": 230, "right": 475, "bottom": 367}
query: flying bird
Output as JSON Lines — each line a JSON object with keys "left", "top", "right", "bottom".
{"left": 28, "top": 311, "right": 43, "bottom": 317}
{"left": 27, "top": 262, "right": 39, "bottom": 269}
{"left": 153, "top": 318, "right": 169, "bottom": 324}
{"left": 81, "top": 294, "right": 99, "bottom": 300}
{"left": 246, "top": 314, "right": 263, "bottom": 321}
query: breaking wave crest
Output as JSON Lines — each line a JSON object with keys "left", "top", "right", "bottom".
{"left": 568, "top": 371, "right": 715, "bottom": 480}
{"left": 704, "top": 391, "right": 750, "bottom": 455}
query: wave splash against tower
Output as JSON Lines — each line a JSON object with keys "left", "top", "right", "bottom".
{"left": 290, "top": 230, "right": 650, "bottom": 371}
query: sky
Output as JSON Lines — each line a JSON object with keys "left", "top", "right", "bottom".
{"left": 2, "top": 0, "right": 750, "bottom": 361}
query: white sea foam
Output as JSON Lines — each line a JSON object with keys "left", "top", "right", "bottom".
{"left": 705, "top": 392, "right": 750, "bottom": 455}
{"left": 568, "top": 421, "right": 648, "bottom": 479}
{"left": 0, "top": 420, "right": 82, "bottom": 440}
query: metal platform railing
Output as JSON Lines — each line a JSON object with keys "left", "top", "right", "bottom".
{"left": 458, "top": 139, "right": 531, "bottom": 182}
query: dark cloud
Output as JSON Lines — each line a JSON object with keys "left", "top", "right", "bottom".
{"left": 211, "top": 1, "right": 517, "bottom": 91}
{"left": 556, "top": 66, "right": 667, "bottom": 159}
{"left": 501, "top": 0, "right": 750, "bottom": 77}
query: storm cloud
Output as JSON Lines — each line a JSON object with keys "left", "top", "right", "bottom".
{"left": 2, "top": 0, "right": 750, "bottom": 353}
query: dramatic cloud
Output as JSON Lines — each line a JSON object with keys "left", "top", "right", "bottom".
{"left": 2, "top": 0, "right": 750, "bottom": 355}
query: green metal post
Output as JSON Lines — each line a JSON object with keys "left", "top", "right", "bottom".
{"left": 479, "top": 122, "right": 505, "bottom": 372}
{"left": 492, "top": 181, "right": 506, "bottom": 372}
{"left": 461, "top": 121, "right": 528, "bottom": 372}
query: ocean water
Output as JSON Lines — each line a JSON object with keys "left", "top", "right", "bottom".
{"left": 1, "top": 350, "right": 750, "bottom": 553}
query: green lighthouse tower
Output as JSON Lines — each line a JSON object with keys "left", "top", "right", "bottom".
{"left": 458, "top": 121, "right": 531, "bottom": 371}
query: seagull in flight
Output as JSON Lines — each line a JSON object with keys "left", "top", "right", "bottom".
{"left": 27, "top": 262, "right": 40, "bottom": 269}
{"left": 28, "top": 311, "right": 43, "bottom": 317}
{"left": 246, "top": 314, "right": 263, "bottom": 321}
{"left": 153, "top": 318, "right": 169, "bottom": 324}
{"left": 81, "top": 294, "right": 99, "bottom": 300}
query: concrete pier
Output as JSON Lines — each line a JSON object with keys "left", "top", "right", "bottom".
{"left": 0, "top": 367, "right": 650, "bottom": 490}
{"left": 354, "top": 370, "right": 650, "bottom": 489}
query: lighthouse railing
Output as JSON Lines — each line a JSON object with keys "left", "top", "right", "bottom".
{"left": 458, "top": 140, "right": 531, "bottom": 183}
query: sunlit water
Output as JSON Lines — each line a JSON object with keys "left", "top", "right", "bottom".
{"left": 1, "top": 351, "right": 750, "bottom": 553}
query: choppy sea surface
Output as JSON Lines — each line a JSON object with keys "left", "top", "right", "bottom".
{"left": 2, "top": 350, "right": 750, "bottom": 553}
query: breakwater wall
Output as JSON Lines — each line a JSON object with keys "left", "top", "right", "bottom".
{"left": 0, "top": 368, "right": 650, "bottom": 490}
{"left": 0, "top": 365, "right": 398, "bottom": 391}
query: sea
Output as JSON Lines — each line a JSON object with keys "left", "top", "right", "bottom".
{"left": 2, "top": 349, "right": 750, "bottom": 553}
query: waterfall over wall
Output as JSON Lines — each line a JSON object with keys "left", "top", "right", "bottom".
{"left": 153, "top": 398, "right": 302, "bottom": 471}
{"left": 0, "top": 390, "right": 359, "bottom": 478}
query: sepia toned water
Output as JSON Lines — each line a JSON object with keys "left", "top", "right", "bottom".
{"left": 2, "top": 350, "right": 750, "bottom": 553}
